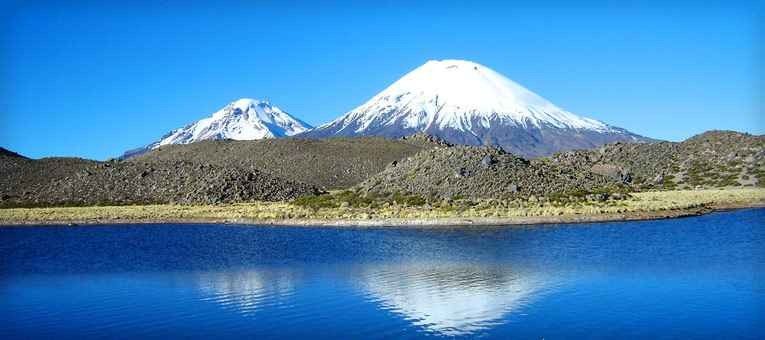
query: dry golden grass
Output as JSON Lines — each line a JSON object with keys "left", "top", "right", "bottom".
{"left": 1, "top": 188, "right": 763, "bottom": 224}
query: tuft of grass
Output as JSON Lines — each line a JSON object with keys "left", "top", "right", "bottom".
{"left": 294, "top": 190, "right": 427, "bottom": 210}
{"left": 293, "top": 194, "right": 338, "bottom": 210}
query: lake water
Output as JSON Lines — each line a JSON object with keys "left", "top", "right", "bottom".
{"left": 1, "top": 209, "right": 763, "bottom": 339}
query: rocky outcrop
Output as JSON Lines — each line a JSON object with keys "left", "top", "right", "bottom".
{"left": 550, "top": 130, "right": 765, "bottom": 189}
{"left": 130, "top": 135, "right": 444, "bottom": 189}
{"left": 1, "top": 156, "right": 322, "bottom": 207}
{"left": 358, "top": 145, "right": 619, "bottom": 200}
{"left": 1, "top": 135, "right": 444, "bottom": 207}
{"left": 2, "top": 130, "right": 760, "bottom": 208}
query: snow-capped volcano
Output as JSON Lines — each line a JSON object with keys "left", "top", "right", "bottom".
{"left": 121, "top": 98, "right": 310, "bottom": 158}
{"left": 156, "top": 98, "right": 310, "bottom": 146}
{"left": 301, "top": 59, "right": 648, "bottom": 157}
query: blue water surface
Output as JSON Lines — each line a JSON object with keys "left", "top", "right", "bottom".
{"left": 1, "top": 209, "right": 763, "bottom": 339}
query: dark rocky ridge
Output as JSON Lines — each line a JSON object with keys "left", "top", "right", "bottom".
{"left": 358, "top": 145, "right": 619, "bottom": 200}
{"left": 355, "top": 131, "right": 763, "bottom": 201}
{"left": 129, "top": 135, "right": 444, "bottom": 189}
{"left": 0, "top": 134, "right": 444, "bottom": 207}
{"left": 1, "top": 159, "right": 321, "bottom": 207}
{"left": 2, "top": 130, "right": 761, "bottom": 208}
{"left": 0, "top": 147, "right": 27, "bottom": 159}
{"left": 550, "top": 130, "right": 765, "bottom": 189}
{"left": 1, "top": 154, "right": 100, "bottom": 200}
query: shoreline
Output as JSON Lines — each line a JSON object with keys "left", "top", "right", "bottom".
{"left": 1, "top": 202, "right": 762, "bottom": 228}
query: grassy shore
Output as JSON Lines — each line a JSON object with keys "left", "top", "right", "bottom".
{"left": 1, "top": 188, "right": 763, "bottom": 227}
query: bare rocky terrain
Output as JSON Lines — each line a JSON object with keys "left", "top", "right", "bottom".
{"left": 129, "top": 134, "right": 444, "bottom": 189}
{"left": 0, "top": 135, "right": 443, "bottom": 207}
{"left": 353, "top": 131, "right": 763, "bottom": 202}
{"left": 357, "top": 145, "right": 621, "bottom": 201}
{"left": 1, "top": 131, "right": 761, "bottom": 208}
{"left": 550, "top": 130, "right": 765, "bottom": 190}
{"left": 0, "top": 150, "right": 321, "bottom": 207}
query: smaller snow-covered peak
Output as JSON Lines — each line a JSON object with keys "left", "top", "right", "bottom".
{"left": 152, "top": 98, "right": 311, "bottom": 149}
{"left": 211, "top": 98, "right": 288, "bottom": 126}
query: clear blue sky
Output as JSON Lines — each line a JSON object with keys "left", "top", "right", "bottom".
{"left": 1, "top": 1, "right": 762, "bottom": 160}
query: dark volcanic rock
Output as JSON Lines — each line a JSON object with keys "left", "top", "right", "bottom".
{"left": 0, "top": 147, "right": 27, "bottom": 159}
{"left": 550, "top": 130, "right": 765, "bottom": 189}
{"left": 0, "top": 157, "right": 322, "bottom": 207}
{"left": 0, "top": 134, "right": 443, "bottom": 207}
{"left": 0, "top": 155, "right": 100, "bottom": 200}
{"left": 129, "top": 135, "right": 443, "bottom": 189}
{"left": 358, "top": 145, "right": 617, "bottom": 200}
{"left": 3, "top": 130, "right": 760, "bottom": 207}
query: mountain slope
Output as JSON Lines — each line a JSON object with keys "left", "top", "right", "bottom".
{"left": 358, "top": 145, "right": 618, "bottom": 200}
{"left": 356, "top": 131, "right": 764, "bottom": 201}
{"left": 0, "top": 147, "right": 27, "bottom": 159}
{"left": 0, "top": 159, "right": 321, "bottom": 207}
{"left": 300, "top": 59, "right": 649, "bottom": 157}
{"left": 0, "top": 148, "right": 321, "bottom": 207}
{"left": 122, "top": 98, "right": 310, "bottom": 158}
{"left": 551, "top": 130, "right": 765, "bottom": 189}
{"left": 129, "top": 134, "right": 447, "bottom": 189}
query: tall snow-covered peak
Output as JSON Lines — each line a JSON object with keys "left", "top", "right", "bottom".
{"left": 333, "top": 59, "right": 610, "bottom": 132}
{"left": 153, "top": 98, "right": 310, "bottom": 148}
{"left": 390, "top": 59, "right": 558, "bottom": 112}
{"left": 302, "top": 59, "right": 648, "bottom": 158}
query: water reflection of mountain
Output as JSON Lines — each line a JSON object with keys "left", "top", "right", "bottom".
{"left": 192, "top": 263, "right": 554, "bottom": 336}
{"left": 357, "top": 263, "right": 551, "bottom": 336}
{"left": 194, "top": 269, "right": 299, "bottom": 315}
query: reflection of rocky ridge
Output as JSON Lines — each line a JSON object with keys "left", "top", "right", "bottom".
{"left": 195, "top": 270, "right": 299, "bottom": 315}
{"left": 358, "top": 263, "right": 550, "bottom": 336}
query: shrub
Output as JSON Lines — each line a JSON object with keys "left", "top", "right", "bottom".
{"left": 391, "top": 192, "right": 426, "bottom": 206}
{"left": 293, "top": 194, "right": 337, "bottom": 210}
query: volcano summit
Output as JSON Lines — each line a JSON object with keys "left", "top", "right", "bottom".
{"left": 301, "top": 60, "right": 648, "bottom": 157}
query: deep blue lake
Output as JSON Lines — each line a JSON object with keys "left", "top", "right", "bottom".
{"left": 1, "top": 209, "right": 763, "bottom": 339}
